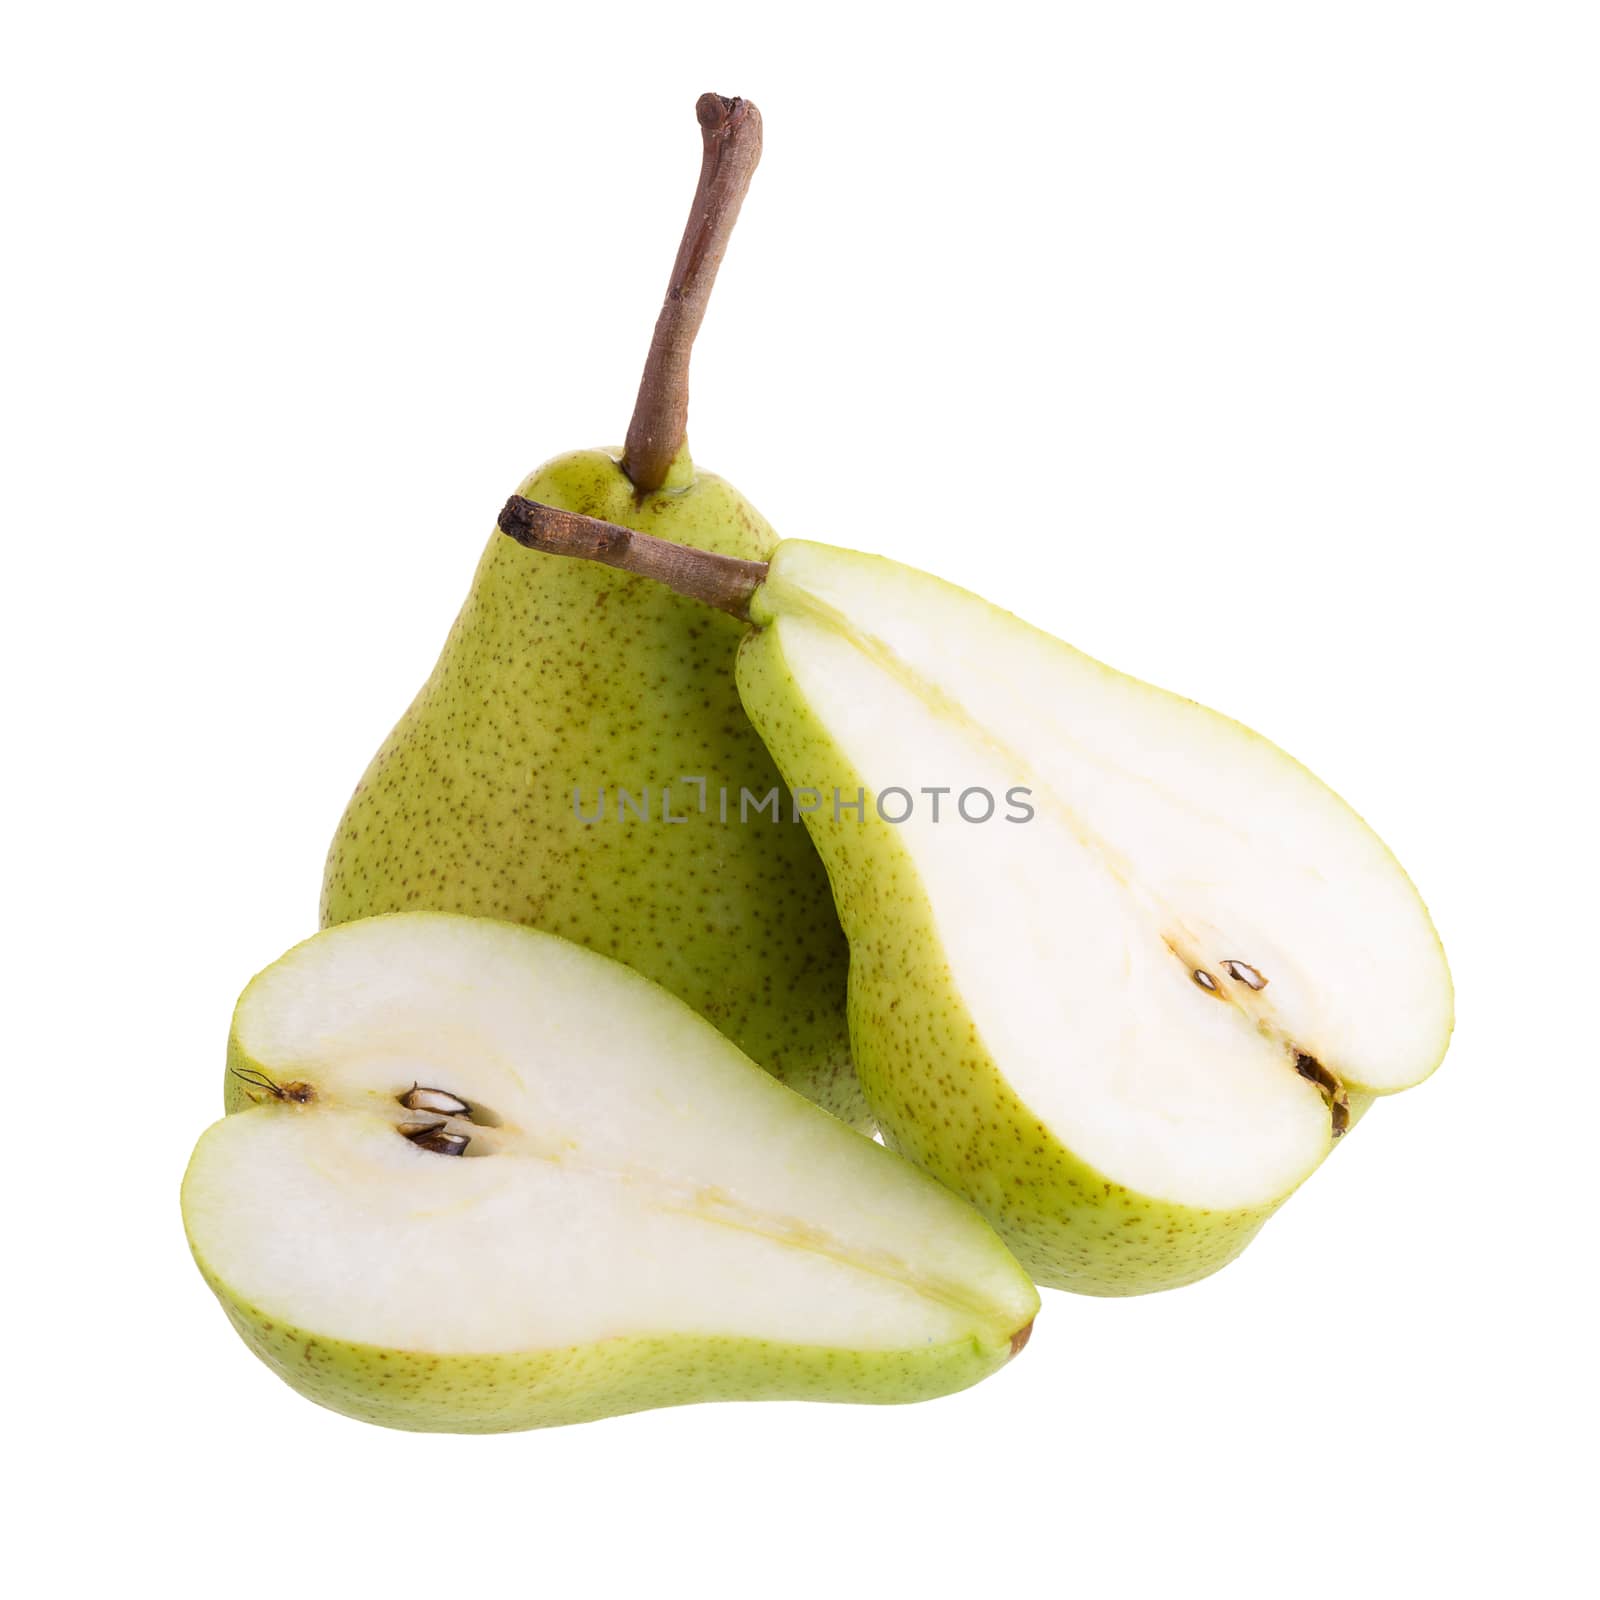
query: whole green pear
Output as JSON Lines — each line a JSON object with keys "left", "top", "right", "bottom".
{"left": 320, "top": 97, "right": 861, "bottom": 1124}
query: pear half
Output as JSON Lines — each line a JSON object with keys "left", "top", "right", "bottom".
{"left": 733, "top": 543, "right": 1454, "bottom": 1294}
{"left": 181, "top": 914, "right": 1037, "bottom": 1432}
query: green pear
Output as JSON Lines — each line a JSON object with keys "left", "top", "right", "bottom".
{"left": 497, "top": 500, "right": 1455, "bottom": 1296}
{"left": 321, "top": 95, "right": 860, "bottom": 1125}
{"left": 181, "top": 914, "right": 1038, "bottom": 1432}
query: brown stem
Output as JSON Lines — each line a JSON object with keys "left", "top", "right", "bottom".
{"left": 499, "top": 497, "right": 767, "bottom": 620}
{"left": 621, "top": 93, "right": 764, "bottom": 496}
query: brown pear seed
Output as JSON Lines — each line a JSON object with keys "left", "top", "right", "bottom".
{"left": 1221, "top": 959, "right": 1268, "bottom": 990}
{"left": 399, "top": 1121, "right": 470, "bottom": 1157}
{"left": 399, "top": 1085, "right": 471, "bottom": 1117}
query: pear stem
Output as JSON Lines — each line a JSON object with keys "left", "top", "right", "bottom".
{"left": 499, "top": 496, "right": 767, "bottom": 620}
{"left": 621, "top": 94, "right": 764, "bottom": 496}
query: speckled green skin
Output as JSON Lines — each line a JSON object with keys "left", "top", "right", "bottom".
{"left": 184, "top": 1260, "right": 1020, "bottom": 1433}
{"left": 322, "top": 448, "right": 861, "bottom": 1126}
{"left": 737, "top": 614, "right": 1367, "bottom": 1297}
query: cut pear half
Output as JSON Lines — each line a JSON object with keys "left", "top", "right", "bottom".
{"left": 734, "top": 542, "right": 1454, "bottom": 1291}
{"left": 489, "top": 496, "right": 1456, "bottom": 1294}
{"left": 181, "top": 914, "right": 1038, "bottom": 1432}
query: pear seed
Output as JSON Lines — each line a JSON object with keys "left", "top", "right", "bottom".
{"left": 399, "top": 1085, "right": 471, "bottom": 1117}
{"left": 1192, "top": 969, "right": 1220, "bottom": 992}
{"left": 1221, "top": 959, "right": 1267, "bottom": 990}
{"left": 400, "top": 1121, "right": 471, "bottom": 1157}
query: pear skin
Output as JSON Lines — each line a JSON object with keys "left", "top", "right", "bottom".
{"left": 183, "top": 1261, "right": 1032, "bottom": 1434}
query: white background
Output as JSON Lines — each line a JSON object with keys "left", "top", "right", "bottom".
{"left": 5, "top": 3, "right": 1595, "bottom": 1596}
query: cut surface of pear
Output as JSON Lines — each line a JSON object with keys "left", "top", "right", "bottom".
{"left": 730, "top": 542, "right": 1453, "bottom": 1292}
{"left": 181, "top": 914, "right": 1037, "bottom": 1432}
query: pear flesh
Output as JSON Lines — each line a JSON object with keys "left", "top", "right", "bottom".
{"left": 322, "top": 448, "right": 861, "bottom": 1127}
{"left": 734, "top": 542, "right": 1454, "bottom": 1294}
{"left": 181, "top": 914, "right": 1037, "bottom": 1431}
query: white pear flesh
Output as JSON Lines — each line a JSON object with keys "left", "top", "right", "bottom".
{"left": 181, "top": 914, "right": 1038, "bottom": 1431}
{"left": 736, "top": 543, "right": 1453, "bottom": 1292}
